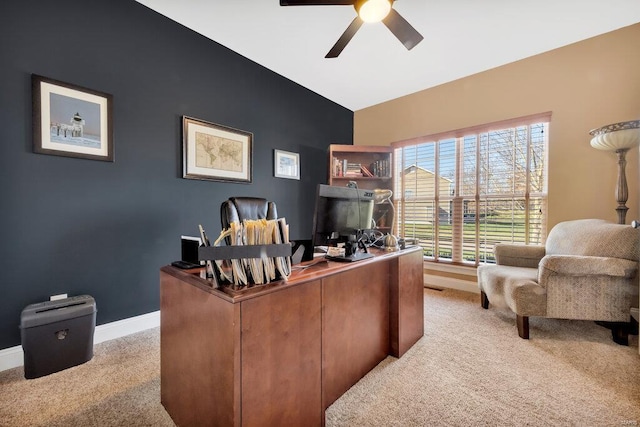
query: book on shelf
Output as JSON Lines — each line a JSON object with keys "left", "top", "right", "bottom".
{"left": 370, "top": 159, "right": 390, "bottom": 178}
{"left": 332, "top": 154, "right": 391, "bottom": 179}
{"left": 332, "top": 157, "right": 369, "bottom": 177}
{"left": 345, "top": 162, "right": 362, "bottom": 177}
{"left": 360, "top": 164, "right": 374, "bottom": 177}
{"left": 346, "top": 162, "right": 361, "bottom": 171}
{"left": 332, "top": 157, "right": 343, "bottom": 177}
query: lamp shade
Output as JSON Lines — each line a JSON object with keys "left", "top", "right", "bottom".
{"left": 589, "top": 120, "right": 640, "bottom": 151}
{"left": 373, "top": 188, "right": 393, "bottom": 204}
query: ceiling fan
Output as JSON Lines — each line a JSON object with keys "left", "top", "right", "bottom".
{"left": 280, "top": 0, "right": 424, "bottom": 58}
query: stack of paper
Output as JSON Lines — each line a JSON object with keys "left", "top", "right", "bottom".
{"left": 211, "top": 218, "right": 291, "bottom": 287}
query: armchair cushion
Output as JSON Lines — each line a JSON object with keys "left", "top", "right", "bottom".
{"left": 477, "top": 265, "right": 545, "bottom": 316}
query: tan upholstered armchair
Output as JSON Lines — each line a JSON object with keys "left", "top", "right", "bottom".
{"left": 477, "top": 219, "right": 639, "bottom": 345}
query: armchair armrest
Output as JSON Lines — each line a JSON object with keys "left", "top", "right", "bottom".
{"left": 494, "top": 244, "right": 545, "bottom": 268}
{"left": 539, "top": 255, "right": 638, "bottom": 279}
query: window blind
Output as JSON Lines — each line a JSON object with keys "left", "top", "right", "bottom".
{"left": 392, "top": 113, "right": 550, "bottom": 265}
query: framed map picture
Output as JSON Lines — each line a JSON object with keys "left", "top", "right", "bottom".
{"left": 182, "top": 116, "right": 252, "bottom": 183}
{"left": 32, "top": 74, "right": 113, "bottom": 162}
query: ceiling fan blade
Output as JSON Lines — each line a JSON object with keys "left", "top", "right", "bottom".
{"left": 382, "top": 8, "right": 424, "bottom": 50}
{"left": 280, "top": 0, "right": 354, "bottom": 5}
{"left": 325, "top": 17, "right": 363, "bottom": 58}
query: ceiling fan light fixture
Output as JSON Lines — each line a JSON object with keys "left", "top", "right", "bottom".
{"left": 356, "top": 0, "right": 392, "bottom": 23}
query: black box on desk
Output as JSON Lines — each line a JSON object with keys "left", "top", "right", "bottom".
{"left": 181, "top": 236, "right": 201, "bottom": 265}
{"left": 291, "top": 239, "right": 314, "bottom": 264}
{"left": 20, "top": 295, "right": 96, "bottom": 379}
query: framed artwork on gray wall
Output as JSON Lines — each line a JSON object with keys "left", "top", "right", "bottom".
{"left": 182, "top": 116, "right": 252, "bottom": 183}
{"left": 32, "top": 74, "right": 114, "bottom": 162}
{"left": 274, "top": 149, "right": 300, "bottom": 180}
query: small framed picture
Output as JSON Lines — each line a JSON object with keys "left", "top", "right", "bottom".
{"left": 274, "top": 149, "right": 300, "bottom": 180}
{"left": 32, "top": 74, "right": 114, "bottom": 162}
{"left": 182, "top": 116, "right": 252, "bottom": 183}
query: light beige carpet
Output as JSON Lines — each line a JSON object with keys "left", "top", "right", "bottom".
{"left": 0, "top": 288, "right": 638, "bottom": 426}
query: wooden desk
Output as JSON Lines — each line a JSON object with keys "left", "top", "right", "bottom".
{"left": 160, "top": 246, "right": 423, "bottom": 427}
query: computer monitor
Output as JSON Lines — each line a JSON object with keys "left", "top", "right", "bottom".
{"left": 311, "top": 184, "right": 374, "bottom": 248}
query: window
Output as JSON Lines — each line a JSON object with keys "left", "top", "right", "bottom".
{"left": 392, "top": 113, "right": 550, "bottom": 265}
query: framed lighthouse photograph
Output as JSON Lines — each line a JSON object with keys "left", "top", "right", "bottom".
{"left": 32, "top": 74, "right": 114, "bottom": 162}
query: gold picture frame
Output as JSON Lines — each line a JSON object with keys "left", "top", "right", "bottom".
{"left": 182, "top": 116, "right": 252, "bottom": 183}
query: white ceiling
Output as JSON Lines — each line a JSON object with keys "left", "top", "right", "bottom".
{"left": 135, "top": 0, "right": 640, "bottom": 111}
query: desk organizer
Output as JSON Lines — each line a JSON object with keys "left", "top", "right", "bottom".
{"left": 199, "top": 244, "right": 292, "bottom": 290}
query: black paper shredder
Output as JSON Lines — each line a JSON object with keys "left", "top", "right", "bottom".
{"left": 20, "top": 295, "right": 96, "bottom": 379}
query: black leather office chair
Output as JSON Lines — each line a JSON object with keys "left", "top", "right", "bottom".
{"left": 220, "top": 197, "right": 312, "bottom": 263}
{"left": 220, "top": 197, "right": 278, "bottom": 231}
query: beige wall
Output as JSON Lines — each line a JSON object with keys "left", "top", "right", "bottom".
{"left": 354, "top": 24, "right": 640, "bottom": 230}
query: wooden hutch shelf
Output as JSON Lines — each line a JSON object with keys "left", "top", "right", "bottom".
{"left": 328, "top": 144, "right": 394, "bottom": 231}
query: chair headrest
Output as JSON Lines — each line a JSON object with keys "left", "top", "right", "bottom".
{"left": 220, "top": 197, "right": 278, "bottom": 231}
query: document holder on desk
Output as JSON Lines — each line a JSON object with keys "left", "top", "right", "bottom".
{"left": 198, "top": 244, "right": 292, "bottom": 290}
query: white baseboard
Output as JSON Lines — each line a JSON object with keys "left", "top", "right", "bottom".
{"left": 92, "top": 311, "right": 160, "bottom": 344}
{"left": 0, "top": 310, "right": 160, "bottom": 373}
{"left": 0, "top": 346, "right": 24, "bottom": 373}
{"left": 423, "top": 261, "right": 479, "bottom": 294}
{"left": 424, "top": 273, "right": 479, "bottom": 294}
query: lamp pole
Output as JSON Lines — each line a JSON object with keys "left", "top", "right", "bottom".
{"left": 615, "top": 148, "right": 630, "bottom": 224}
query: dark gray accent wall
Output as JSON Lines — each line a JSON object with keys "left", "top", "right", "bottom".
{"left": 0, "top": 0, "right": 353, "bottom": 349}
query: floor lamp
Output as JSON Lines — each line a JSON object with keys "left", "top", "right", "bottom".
{"left": 589, "top": 120, "right": 640, "bottom": 224}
